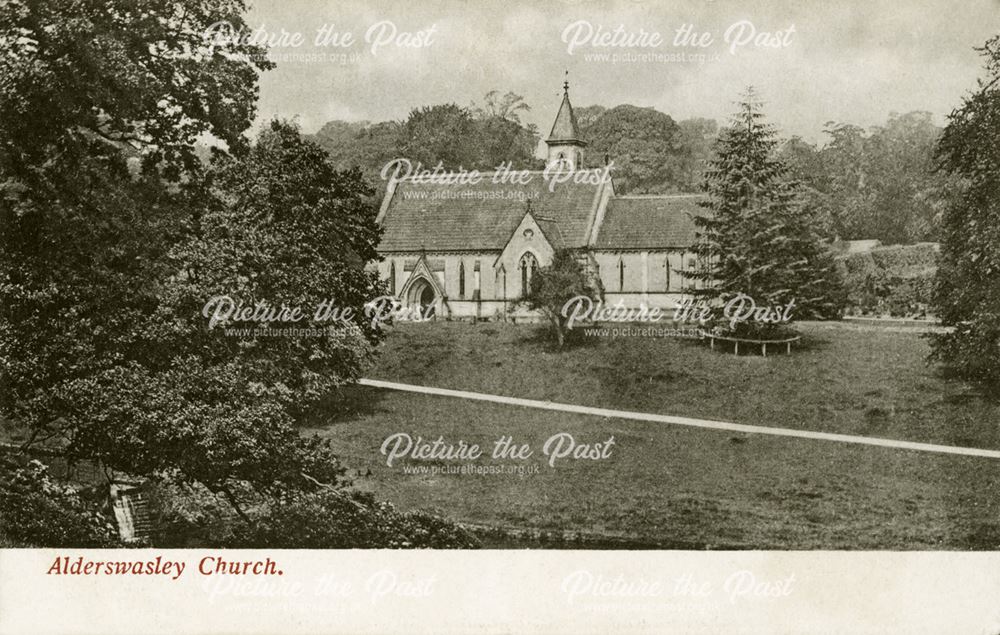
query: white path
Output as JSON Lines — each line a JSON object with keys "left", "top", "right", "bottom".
{"left": 359, "top": 378, "right": 1000, "bottom": 460}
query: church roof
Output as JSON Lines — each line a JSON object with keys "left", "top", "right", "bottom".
{"left": 378, "top": 172, "right": 608, "bottom": 252}
{"left": 547, "top": 85, "right": 585, "bottom": 145}
{"left": 594, "top": 195, "right": 707, "bottom": 250}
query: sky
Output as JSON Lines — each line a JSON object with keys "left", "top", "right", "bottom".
{"left": 244, "top": 0, "right": 1000, "bottom": 143}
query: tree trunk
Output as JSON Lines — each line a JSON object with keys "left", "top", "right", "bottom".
{"left": 220, "top": 486, "right": 251, "bottom": 525}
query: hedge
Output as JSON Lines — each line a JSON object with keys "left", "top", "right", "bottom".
{"left": 839, "top": 243, "right": 939, "bottom": 318}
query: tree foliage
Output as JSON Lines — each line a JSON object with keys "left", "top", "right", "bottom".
{"left": 400, "top": 104, "right": 485, "bottom": 169}
{"left": 524, "top": 249, "right": 600, "bottom": 347}
{"left": 929, "top": 35, "right": 1000, "bottom": 388}
{"left": 0, "top": 0, "right": 270, "bottom": 463}
{"left": 578, "top": 105, "right": 680, "bottom": 193}
{"left": 311, "top": 97, "right": 719, "bottom": 194}
{"left": 0, "top": 0, "right": 445, "bottom": 546}
{"left": 3, "top": 119, "right": 385, "bottom": 511}
{"left": 230, "top": 490, "right": 480, "bottom": 549}
{"left": 0, "top": 458, "right": 119, "bottom": 547}
{"left": 0, "top": 0, "right": 272, "bottom": 180}
{"left": 144, "top": 481, "right": 479, "bottom": 548}
{"left": 691, "top": 89, "right": 846, "bottom": 333}
{"left": 311, "top": 91, "right": 541, "bottom": 188}
{"left": 840, "top": 245, "right": 939, "bottom": 318}
{"left": 577, "top": 106, "right": 716, "bottom": 194}
{"left": 471, "top": 90, "right": 531, "bottom": 123}
{"left": 778, "top": 112, "right": 959, "bottom": 244}
{"left": 168, "top": 121, "right": 385, "bottom": 405}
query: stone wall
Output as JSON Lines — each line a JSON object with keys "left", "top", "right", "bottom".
{"left": 378, "top": 247, "right": 704, "bottom": 320}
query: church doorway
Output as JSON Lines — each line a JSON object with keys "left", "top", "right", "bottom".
{"left": 407, "top": 277, "right": 437, "bottom": 319}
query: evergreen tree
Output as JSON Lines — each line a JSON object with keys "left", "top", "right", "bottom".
{"left": 929, "top": 35, "right": 1000, "bottom": 388}
{"left": 689, "top": 88, "right": 845, "bottom": 335}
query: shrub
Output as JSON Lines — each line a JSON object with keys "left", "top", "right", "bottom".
{"left": 142, "top": 482, "right": 480, "bottom": 549}
{"left": 232, "top": 490, "right": 479, "bottom": 549}
{"left": 142, "top": 480, "right": 244, "bottom": 548}
{"left": 928, "top": 321, "right": 1000, "bottom": 387}
{"left": 0, "top": 458, "right": 119, "bottom": 547}
{"left": 394, "top": 509, "right": 481, "bottom": 549}
{"left": 840, "top": 244, "right": 938, "bottom": 317}
{"left": 869, "top": 243, "right": 939, "bottom": 273}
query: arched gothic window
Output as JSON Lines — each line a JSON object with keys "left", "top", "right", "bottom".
{"left": 497, "top": 264, "right": 507, "bottom": 299}
{"left": 389, "top": 262, "right": 396, "bottom": 295}
{"left": 618, "top": 257, "right": 625, "bottom": 291}
{"left": 519, "top": 252, "right": 538, "bottom": 297}
{"left": 664, "top": 256, "right": 671, "bottom": 291}
{"left": 458, "top": 261, "right": 465, "bottom": 298}
{"left": 686, "top": 257, "right": 697, "bottom": 289}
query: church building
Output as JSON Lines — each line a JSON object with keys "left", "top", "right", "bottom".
{"left": 375, "top": 82, "right": 707, "bottom": 320}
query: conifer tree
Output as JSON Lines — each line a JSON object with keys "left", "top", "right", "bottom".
{"left": 689, "top": 88, "right": 845, "bottom": 335}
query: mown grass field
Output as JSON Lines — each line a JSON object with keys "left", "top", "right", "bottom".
{"left": 305, "top": 321, "right": 1000, "bottom": 549}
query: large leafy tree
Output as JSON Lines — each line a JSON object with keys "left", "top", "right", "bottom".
{"left": 400, "top": 103, "right": 484, "bottom": 170}
{"left": 674, "top": 117, "right": 719, "bottom": 194}
{"left": 311, "top": 92, "right": 540, "bottom": 183}
{"left": 929, "top": 35, "right": 1000, "bottom": 388}
{"left": 475, "top": 114, "right": 539, "bottom": 171}
{"left": 578, "top": 105, "right": 681, "bottom": 193}
{"left": 778, "top": 113, "right": 959, "bottom": 244}
{"left": 312, "top": 119, "right": 404, "bottom": 197}
{"left": 577, "top": 106, "right": 717, "bottom": 193}
{"left": 0, "top": 1, "right": 382, "bottom": 523}
{"left": 471, "top": 90, "right": 531, "bottom": 123}
{"left": 470, "top": 91, "right": 539, "bottom": 169}
{"left": 59, "top": 122, "right": 385, "bottom": 503}
{"left": 1, "top": 0, "right": 271, "bottom": 452}
{"left": 167, "top": 121, "right": 385, "bottom": 412}
{"left": 0, "top": 0, "right": 475, "bottom": 547}
{"left": 311, "top": 98, "right": 718, "bottom": 193}
{"left": 860, "top": 113, "right": 952, "bottom": 242}
{"left": 0, "top": 0, "right": 271, "bottom": 179}
{"left": 690, "top": 89, "right": 845, "bottom": 333}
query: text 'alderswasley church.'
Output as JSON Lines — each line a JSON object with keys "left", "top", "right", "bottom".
{"left": 375, "top": 82, "right": 706, "bottom": 320}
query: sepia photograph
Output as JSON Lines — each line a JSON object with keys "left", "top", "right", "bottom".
{"left": 2, "top": 0, "right": 1000, "bottom": 632}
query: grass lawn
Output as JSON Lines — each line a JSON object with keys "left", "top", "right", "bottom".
{"left": 305, "top": 321, "right": 1000, "bottom": 549}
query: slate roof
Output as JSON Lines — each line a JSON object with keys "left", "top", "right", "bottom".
{"left": 594, "top": 195, "right": 707, "bottom": 250}
{"left": 547, "top": 90, "right": 585, "bottom": 144}
{"left": 378, "top": 172, "right": 606, "bottom": 252}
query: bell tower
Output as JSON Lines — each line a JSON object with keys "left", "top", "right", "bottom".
{"left": 545, "top": 79, "right": 586, "bottom": 170}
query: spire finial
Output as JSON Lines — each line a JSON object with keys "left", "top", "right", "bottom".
{"left": 563, "top": 69, "right": 569, "bottom": 95}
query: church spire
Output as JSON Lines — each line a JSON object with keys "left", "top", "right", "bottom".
{"left": 546, "top": 75, "right": 586, "bottom": 170}
{"left": 547, "top": 78, "right": 583, "bottom": 144}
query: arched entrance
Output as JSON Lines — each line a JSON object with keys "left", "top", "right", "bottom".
{"left": 407, "top": 277, "right": 437, "bottom": 319}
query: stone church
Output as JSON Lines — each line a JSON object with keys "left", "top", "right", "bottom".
{"left": 375, "top": 82, "right": 706, "bottom": 320}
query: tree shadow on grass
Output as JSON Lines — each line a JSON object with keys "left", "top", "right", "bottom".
{"left": 928, "top": 365, "right": 1000, "bottom": 404}
{"left": 513, "top": 323, "right": 602, "bottom": 352}
{"left": 961, "top": 520, "right": 1000, "bottom": 550}
{"left": 794, "top": 331, "right": 833, "bottom": 355}
{"left": 675, "top": 327, "right": 833, "bottom": 358}
{"left": 305, "top": 384, "right": 388, "bottom": 426}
